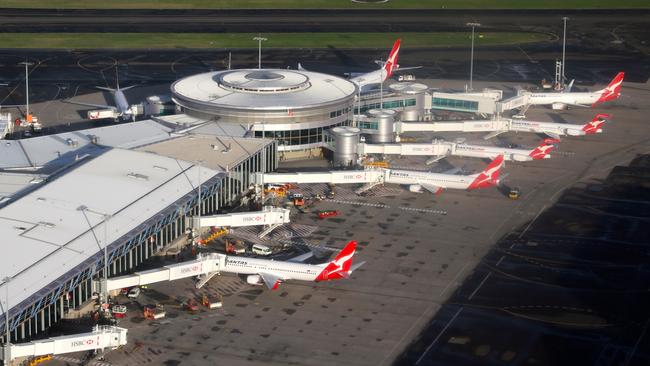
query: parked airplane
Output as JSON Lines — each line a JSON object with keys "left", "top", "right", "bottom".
{"left": 65, "top": 71, "right": 137, "bottom": 122}
{"left": 426, "top": 138, "right": 560, "bottom": 164}
{"left": 484, "top": 114, "right": 610, "bottom": 140}
{"left": 385, "top": 154, "right": 505, "bottom": 195}
{"left": 349, "top": 39, "right": 420, "bottom": 92}
{"left": 520, "top": 72, "right": 624, "bottom": 110}
{"left": 218, "top": 241, "right": 364, "bottom": 290}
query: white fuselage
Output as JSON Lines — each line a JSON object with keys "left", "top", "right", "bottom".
{"left": 351, "top": 69, "right": 387, "bottom": 91}
{"left": 524, "top": 91, "right": 600, "bottom": 106}
{"left": 508, "top": 119, "right": 588, "bottom": 136}
{"left": 359, "top": 141, "right": 538, "bottom": 161}
{"left": 454, "top": 143, "right": 540, "bottom": 161}
{"left": 385, "top": 169, "right": 476, "bottom": 190}
{"left": 222, "top": 255, "right": 322, "bottom": 282}
{"left": 114, "top": 90, "right": 131, "bottom": 115}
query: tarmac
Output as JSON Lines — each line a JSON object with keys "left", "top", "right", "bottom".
{"left": 0, "top": 19, "right": 649, "bottom": 365}
{"left": 35, "top": 93, "right": 650, "bottom": 365}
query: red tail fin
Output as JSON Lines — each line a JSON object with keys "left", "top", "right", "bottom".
{"left": 528, "top": 138, "right": 560, "bottom": 160}
{"left": 315, "top": 241, "right": 357, "bottom": 282}
{"left": 582, "top": 113, "right": 610, "bottom": 134}
{"left": 384, "top": 39, "right": 401, "bottom": 79}
{"left": 593, "top": 72, "right": 624, "bottom": 106}
{"left": 467, "top": 155, "right": 504, "bottom": 190}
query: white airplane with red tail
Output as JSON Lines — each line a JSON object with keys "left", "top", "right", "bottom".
{"left": 522, "top": 72, "right": 624, "bottom": 110}
{"left": 434, "top": 138, "right": 560, "bottom": 163}
{"left": 385, "top": 155, "right": 505, "bottom": 195}
{"left": 350, "top": 39, "right": 420, "bottom": 92}
{"left": 219, "top": 241, "right": 364, "bottom": 290}
{"left": 484, "top": 114, "right": 611, "bottom": 141}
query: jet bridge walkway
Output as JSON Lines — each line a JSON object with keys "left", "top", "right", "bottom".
{"left": 1, "top": 326, "right": 127, "bottom": 364}
{"left": 188, "top": 206, "right": 290, "bottom": 230}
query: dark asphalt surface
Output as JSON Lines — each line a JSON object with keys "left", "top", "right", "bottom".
{"left": 396, "top": 155, "right": 650, "bottom": 366}
{"left": 0, "top": 9, "right": 649, "bottom": 34}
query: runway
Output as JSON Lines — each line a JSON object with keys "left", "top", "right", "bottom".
{"left": 0, "top": 8, "right": 648, "bottom": 34}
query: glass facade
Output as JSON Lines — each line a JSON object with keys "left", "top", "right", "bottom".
{"left": 254, "top": 120, "right": 352, "bottom": 146}
{"left": 432, "top": 97, "right": 479, "bottom": 112}
{"left": 358, "top": 121, "right": 379, "bottom": 130}
{"left": 354, "top": 98, "right": 416, "bottom": 114}
{"left": 329, "top": 107, "right": 351, "bottom": 118}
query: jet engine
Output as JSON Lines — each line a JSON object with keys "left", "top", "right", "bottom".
{"left": 246, "top": 275, "right": 262, "bottom": 285}
{"left": 551, "top": 102, "right": 568, "bottom": 110}
{"left": 409, "top": 184, "right": 422, "bottom": 193}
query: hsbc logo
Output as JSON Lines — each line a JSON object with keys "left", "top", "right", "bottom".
{"left": 71, "top": 339, "right": 95, "bottom": 348}
{"left": 243, "top": 216, "right": 263, "bottom": 222}
{"left": 343, "top": 174, "right": 363, "bottom": 180}
{"left": 180, "top": 265, "right": 200, "bottom": 274}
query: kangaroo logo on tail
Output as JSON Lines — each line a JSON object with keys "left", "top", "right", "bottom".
{"left": 467, "top": 155, "right": 504, "bottom": 190}
{"left": 529, "top": 138, "right": 560, "bottom": 160}
{"left": 315, "top": 241, "right": 357, "bottom": 281}
{"left": 582, "top": 114, "right": 610, "bottom": 134}
{"left": 384, "top": 39, "right": 401, "bottom": 79}
{"left": 593, "top": 72, "right": 624, "bottom": 106}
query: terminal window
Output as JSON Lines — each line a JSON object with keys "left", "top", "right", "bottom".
{"left": 254, "top": 120, "right": 351, "bottom": 146}
{"left": 355, "top": 98, "right": 416, "bottom": 114}
{"left": 432, "top": 97, "right": 478, "bottom": 111}
{"left": 358, "top": 121, "right": 379, "bottom": 130}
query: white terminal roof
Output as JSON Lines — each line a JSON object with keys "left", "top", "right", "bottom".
{"left": 136, "top": 134, "right": 272, "bottom": 172}
{"left": 0, "top": 148, "right": 220, "bottom": 317}
{"left": 171, "top": 69, "right": 357, "bottom": 111}
{"left": 0, "top": 120, "right": 174, "bottom": 171}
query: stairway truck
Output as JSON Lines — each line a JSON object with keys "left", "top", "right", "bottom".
{"left": 87, "top": 109, "right": 119, "bottom": 120}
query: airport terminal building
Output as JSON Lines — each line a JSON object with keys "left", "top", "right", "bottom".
{"left": 0, "top": 120, "right": 276, "bottom": 345}
{"left": 171, "top": 69, "right": 357, "bottom": 158}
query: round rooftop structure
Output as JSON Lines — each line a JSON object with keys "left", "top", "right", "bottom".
{"left": 171, "top": 68, "right": 357, "bottom": 114}
{"left": 171, "top": 69, "right": 358, "bottom": 154}
{"left": 388, "top": 82, "right": 429, "bottom": 95}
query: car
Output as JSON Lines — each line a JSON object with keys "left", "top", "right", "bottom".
{"left": 318, "top": 210, "right": 340, "bottom": 219}
{"left": 252, "top": 244, "right": 272, "bottom": 256}
{"left": 127, "top": 287, "right": 141, "bottom": 299}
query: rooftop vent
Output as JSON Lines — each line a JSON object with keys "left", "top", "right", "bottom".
{"left": 127, "top": 172, "right": 149, "bottom": 181}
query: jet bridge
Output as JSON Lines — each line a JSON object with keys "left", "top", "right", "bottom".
{"left": 394, "top": 119, "right": 509, "bottom": 134}
{"left": 251, "top": 170, "right": 385, "bottom": 186}
{"left": 359, "top": 141, "right": 451, "bottom": 156}
{"left": 106, "top": 253, "right": 226, "bottom": 291}
{"left": 1, "top": 326, "right": 127, "bottom": 364}
{"left": 189, "top": 206, "right": 290, "bottom": 229}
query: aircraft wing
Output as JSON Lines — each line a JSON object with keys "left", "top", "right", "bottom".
{"left": 64, "top": 99, "right": 116, "bottom": 110}
{"left": 394, "top": 66, "right": 423, "bottom": 72}
{"left": 349, "top": 261, "right": 366, "bottom": 274}
{"left": 483, "top": 131, "right": 506, "bottom": 140}
{"left": 541, "top": 131, "right": 562, "bottom": 140}
{"left": 420, "top": 183, "right": 444, "bottom": 195}
{"left": 259, "top": 272, "right": 284, "bottom": 290}
{"left": 287, "top": 251, "right": 314, "bottom": 263}
{"left": 562, "top": 102, "right": 590, "bottom": 108}
{"left": 425, "top": 155, "right": 447, "bottom": 165}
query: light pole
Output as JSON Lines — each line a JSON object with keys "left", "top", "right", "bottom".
{"left": 77, "top": 206, "right": 111, "bottom": 304}
{"left": 466, "top": 22, "right": 481, "bottom": 91}
{"left": 102, "top": 214, "right": 110, "bottom": 302}
{"left": 3, "top": 277, "right": 10, "bottom": 347}
{"left": 253, "top": 34, "right": 267, "bottom": 70}
{"left": 19, "top": 61, "right": 34, "bottom": 120}
{"left": 561, "top": 17, "right": 569, "bottom": 89}
{"left": 196, "top": 160, "right": 203, "bottom": 235}
{"left": 379, "top": 59, "right": 384, "bottom": 111}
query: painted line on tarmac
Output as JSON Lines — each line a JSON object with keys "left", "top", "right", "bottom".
{"left": 326, "top": 199, "right": 447, "bottom": 215}
{"left": 398, "top": 206, "right": 447, "bottom": 215}
{"left": 325, "top": 199, "right": 390, "bottom": 208}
